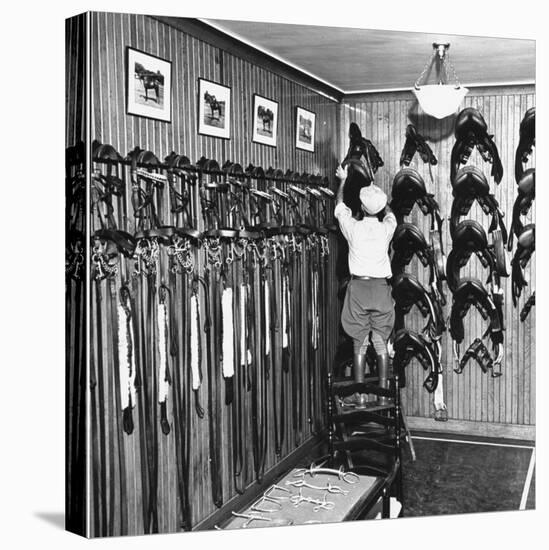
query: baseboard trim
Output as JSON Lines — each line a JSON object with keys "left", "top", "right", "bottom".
{"left": 406, "top": 416, "right": 535, "bottom": 442}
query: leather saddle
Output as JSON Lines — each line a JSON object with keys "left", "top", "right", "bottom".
{"left": 508, "top": 168, "right": 535, "bottom": 251}
{"left": 391, "top": 223, "right": 431, "bottom": 274}
{"left": 449, "top": 277, "right": 504, "bottom": 348}
{"left": 390, "top": 168, "right": 439, "bottom": 217}
{"left": 400, "top": 124, "right": 438, "bottom": 167}
{"left": 450, "top": 107, "right": 503, "bottom": 184}
{"left": 511, "top": 224, "right": 535, "bottom": 306}
{"left": 392, "top": 273, "right": 445, "bottom": 340}
{"left": 446, "top": 220, "right": 495, "bottom": 292}
{"left": 392, "top": 329, "right": 440, "bottom": 393}
{"left": 450, "top": 166, "right": 507, "bottom": 244}
{"left": 515, "top": 107, "right": 535, "bottom": 183}
{"left": 342, "top": 123, "right": 383, "bottom": 213}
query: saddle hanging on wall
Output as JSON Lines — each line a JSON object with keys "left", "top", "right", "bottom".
{"left": 508, "top": 168, "right": 535, "bottom": 251}
{"left": 392, "top": 273, "right": 445, "bottom": 340}
{"left": 515, "top": 107, "right": 535, "bottom": 184}
{"left": 342, "top": 122, "right": 384, "bottom": 214}
{"left": 399, "top": 124, "right": 438, "bottom": 167}
{"left": 450, "top": 107, "right": 504, "bottom": 184}
{"left": 449, "top": 166, "right": 508, "bottom": 244}
{"left": 392, "top": 329, "right": 441, "bottom": 393}
{"left": 391, "top": 223, "right": 432, "bottom": 274}
{"left": 446, "top": 220, "right": 506, "bottom": 292}
{"left": 449, "top": 277, "right": 504, "bottom": 376}
{"left": 511, "top": 224, "right": 535, "bottom": 306}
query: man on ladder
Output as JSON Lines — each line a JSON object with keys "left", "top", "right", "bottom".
{"left": 334, "top": 163, "right": 396, "bottom": 408}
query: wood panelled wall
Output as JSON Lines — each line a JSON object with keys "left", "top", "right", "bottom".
{"left": 65, "top": 13, "right": 87, "bottom": 537}
{"left": 340, "top": 87, "right": 535, "bottom": 428}
{"left": 88, "top": 12, "right": 340, "bottom": 537}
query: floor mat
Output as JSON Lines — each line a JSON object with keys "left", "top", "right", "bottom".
{"left": 402, "top": 437, "right": 535, "bottom": 517}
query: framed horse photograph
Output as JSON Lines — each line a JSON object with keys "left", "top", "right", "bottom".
{"left": 126, "top": 47, "right": 172, "bottom": 122}
{"left": 198, "top": 78, "right": 231, "bottom": 139}
{"left": 295, "top": 106, "right": 316, "bottom": 152}
{"left": 252, "top": 94, "right": 279, "bottom": 147}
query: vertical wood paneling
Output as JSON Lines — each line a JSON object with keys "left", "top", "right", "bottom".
{"left": 88, "top": 11, "right": 339, "bottom": 537}
{"left": 340, "top": 86, "right": 535, "bottom": 428}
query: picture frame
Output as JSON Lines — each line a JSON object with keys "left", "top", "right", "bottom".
{"left": 126, "top": 47, "right": 172, "bottom": 122}
{"left": 252, "top": 94, "right": 279, "bottom": 147}
{"left": 295, "top": 106, "right": 316, "bottom": 152}
{"left": 198, "top": 78, "right": 231, "bottom": 139}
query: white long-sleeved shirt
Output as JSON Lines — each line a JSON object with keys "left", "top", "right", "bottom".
{"left": 334, "top": 202, "right": 397, "bottom": 278}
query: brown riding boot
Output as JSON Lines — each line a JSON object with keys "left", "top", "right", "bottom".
{"left": 342, "top": 352, "right": 368, "bottom": 408}
{"left": 377, "top": 353, "right": 391, "bottom": 406}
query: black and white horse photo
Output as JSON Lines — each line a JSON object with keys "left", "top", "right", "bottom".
{"left": 204, "top": 91, "right": 223, "bottom": 121}
{"left": 257, "top": 105, "right": 274, "bottom": 135}
{"left": 134, "top": 62, "right": 164, "bottom": 107}
{"left": 299, "top": 115, "right": 313, "bottom": 143}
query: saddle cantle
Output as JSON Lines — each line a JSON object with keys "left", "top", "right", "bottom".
{"left": 515, "top": 107, "right": 535, "bottom": 183}
{"left": 391, "top": 223, "right": 431, "bottom": 273}
{"left": 451, "top": 107, "right": 504, "bottom": 184}
{"left": 446, "top": 220, "right": 493, "bottom": 292}
{"left": 392, "top": 329, "right": 440, "bottom": 393}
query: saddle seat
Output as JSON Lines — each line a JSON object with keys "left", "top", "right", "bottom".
{"left": 452, "top": 165, "right": 490, "bottom": 198}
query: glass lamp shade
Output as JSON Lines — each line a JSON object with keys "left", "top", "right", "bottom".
{"left": 413, "top": 84, "right": 469, "bottom": 119}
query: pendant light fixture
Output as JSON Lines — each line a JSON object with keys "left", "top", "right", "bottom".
{"left": 413, "top": 42, "right": 468, "bottom": 119}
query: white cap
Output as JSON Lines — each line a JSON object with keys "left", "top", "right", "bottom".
{"left": 359, "top": 184, "right": 387, "bottom": 214}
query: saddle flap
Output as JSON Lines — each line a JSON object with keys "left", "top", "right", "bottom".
{"left": 393, "top": 329, "right": 436, "bottom": 376}
{"left": 391, "top": 223, "right": 430, "bottom": 266}
{"left": 392, "top": 273, "right": 430, "bottom": 316}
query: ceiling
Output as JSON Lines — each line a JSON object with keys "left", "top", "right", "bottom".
{"left": 203, "top": 19, "right": 535, "bottom": 94}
